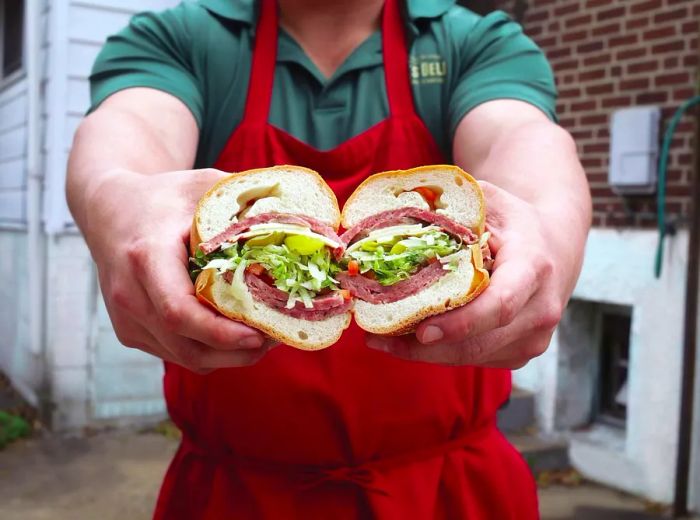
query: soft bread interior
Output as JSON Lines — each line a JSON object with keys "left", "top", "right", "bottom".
{"left": 195, "top": 166, "right": 340, "bottom": 244}
{"left": 352, "top": 249, "right": 489, "bottom": 335}
{"left": 341, "top": 165, "right": 484, "bottom": 233}
{"left": 196, "top": 270, "right": 351, "bottom": 351}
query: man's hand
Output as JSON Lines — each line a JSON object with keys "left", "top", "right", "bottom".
{"left": 366, "top": 100, "right": 591, "bottom": 368}
{"left": 367, "top": 181, "right": 568, "bottom": 368}
{"left": 85, "top": 168, "right": 273, "bottom": 373}
{"left": 67, "top": 88, "right": 273, "bottom": 373}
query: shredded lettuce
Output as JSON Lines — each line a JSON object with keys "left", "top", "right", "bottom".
{"left": 189, "top": 235, "right": 341, "bottom": 306}
{"left": 188, "top": 224, "right": 468, "bottom": 298}
{"left": 345, "top": 227, "right": 462, "bottom": 286}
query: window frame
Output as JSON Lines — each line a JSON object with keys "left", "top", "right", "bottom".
{"left": 595, "top": 303, "right": 632, "bottom": 428}
{"left": 0, "top": 0, "right": 26, "bottom": 89}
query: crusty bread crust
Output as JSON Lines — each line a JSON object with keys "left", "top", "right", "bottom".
{"left": 191, "top": 165, "right": 341, "bottom": 254}
{"left": 341, "top": 165, "right": 485, "bottom": 235}
{"left": 352, "top": 245, "right": 490, "bottom": 335}
{"left": 195, "top": 269, "right": 351, "bottom": 350}
{"left": 359, "top": 267, "right": 489, "bottom": 336}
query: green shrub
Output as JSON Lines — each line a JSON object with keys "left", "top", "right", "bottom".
{"left": 0, "top": 411, "right": 30, "bottom": 449}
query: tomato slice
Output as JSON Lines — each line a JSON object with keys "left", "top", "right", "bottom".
{"left": 246, "top": 263, "right": 266, "bottom": 276}
{"left": 339, "top": 289, "right": 352, "bottom": 301}
{"left": 348, "top": 260, "right": 360, "bottom": 276}
{"left": 412, "top": 187, "right": 437, "bottom": 209}
{"left": 427, "top": 256, "right": 439, "bottom": 265}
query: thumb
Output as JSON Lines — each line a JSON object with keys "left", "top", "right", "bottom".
{"left": 477, "top": 181, "right": 526, "bottom": 252}
{"left": 190, "top": 168, "right": 231, "bottom": 192}
{"left": 477, "top": 180, "right": 528, "bottom": 224}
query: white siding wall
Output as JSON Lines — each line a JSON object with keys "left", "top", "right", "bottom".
{"left": 515, "top": 228, "right": 689, "bottom": 503}
{"left": 45, "top": 0, "right": 181, "bottom": 429}
{"left": 0, "top": 231, "right": 41, "bottom": 407}
{"left": 0, "top": 79, "right": 27, "bottom": 225}
{"left": 46, "top": 0, "right": 187, "bottom": 232}
{"left": 0, "top": 0, "right": 49, "bottom": 403}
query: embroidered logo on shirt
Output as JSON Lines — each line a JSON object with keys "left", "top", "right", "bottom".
{"left": 410, "top": 54, "right": 447, "bottom": 85}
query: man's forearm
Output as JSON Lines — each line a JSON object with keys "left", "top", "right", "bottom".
{"left": 467, "top": 120, "right": 592, "bottom": 297}
{"left": 477, "top": 121, "right": 590, "bottom": 226}
{"left": 66, "top": 88, "right": 199, "bottom": 233}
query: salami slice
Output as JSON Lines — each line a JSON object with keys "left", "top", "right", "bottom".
{"left": 341, "top": 208, "right": 477, "bottom": 246}
{"left": 200, "top": 213, "right": 343, "bottom": 255}
{"left": 337, "top": 262, "right": 448, "bottom": 304}
{"left": 243, "top": 272, "right": 352, "bottom": 321}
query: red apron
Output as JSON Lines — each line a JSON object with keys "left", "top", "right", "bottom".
{"left": 155, "top": 0, "right": 538, "bottom": 518}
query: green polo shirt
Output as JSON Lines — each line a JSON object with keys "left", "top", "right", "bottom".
{"left": 90, "top": 0, "right": 556, "bottom": 166}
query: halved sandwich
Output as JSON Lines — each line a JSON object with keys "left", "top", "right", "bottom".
{"left": 338, "top": 165, "right": 491, "bottom": 335}
{"left": 189, "top": 166, "right": 352, "bottom": 350}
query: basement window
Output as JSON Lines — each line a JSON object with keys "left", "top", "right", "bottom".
{"left": 0, "top": 0, "right": 24, "bottom": 81}
{"left": 596, "top": 305, "right": 632, "bottom": 427}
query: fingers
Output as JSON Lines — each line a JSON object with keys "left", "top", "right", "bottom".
{"left": 369, "top": 290, "right": 561, "bottom": 367}
{"left": 91, "top": 168, "right": 274, "bottom": 371}
{"left": 366, "top": 334, "right": 489, "bottom": 366}
{"left": 416, "top": 253, "right": 545, "bottom": 345}
{"left": 367, "top": 327, "right": 553, "bottom": 369}
{"left": 151, "top": 328, "right": 272, "bottom": 374}
{"left": 128, "top": 238, "right": 266, "bottom": 350}
{"left": 485, "top": 329, "right": 555, "bottom": 369}
{"left": 106, "top": 287, "right": 273, "bottom": 373}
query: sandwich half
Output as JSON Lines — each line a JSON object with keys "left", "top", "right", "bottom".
{"left": 190, "top": 166, "right": 352, "bottom": 350}
{"left": 338, "top": 165, "right": 491, "bottom": 335}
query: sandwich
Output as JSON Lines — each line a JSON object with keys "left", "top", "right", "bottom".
{"left": 189, "top": 165, "right": 491, "bottom": 349}
{"left": 338, "top": 165, "right": 491, "bottom": 335}
{"left": 189, "top": 166, "right": 352, "bottom": 350}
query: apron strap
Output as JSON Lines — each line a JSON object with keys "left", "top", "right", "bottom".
{"left": 382, "top": 0, "right": 416, "bottom": 119}
{"left": 242, "top": 0, "right": 278, "bottom": 125}
{"left": 242, "top": 0, "right": 418, "bottom": 126}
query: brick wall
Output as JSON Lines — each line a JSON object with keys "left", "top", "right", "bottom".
{"left": 497, "top": 0, "right": 699, "bottom": 228}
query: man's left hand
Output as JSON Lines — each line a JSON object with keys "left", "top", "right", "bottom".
{"left": 366, "top": 181, "right": 574, "bottom": 369}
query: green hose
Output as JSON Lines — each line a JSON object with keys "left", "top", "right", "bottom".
{"left": 654, "top": 95, "right": 700, "bottom": 278}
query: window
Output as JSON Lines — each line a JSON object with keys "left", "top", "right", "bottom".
{"left": 596, "top": 305, "right": 632, "bottom": 426}
{"left": 0, "top": 0, "right": 24, "bottom": 80}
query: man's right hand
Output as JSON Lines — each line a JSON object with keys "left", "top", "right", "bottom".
{"left": 84, "top": 168, "right": 273, "bottom": 373}
{"left": 67, "top": 88, "right": 273, "bottom": 373}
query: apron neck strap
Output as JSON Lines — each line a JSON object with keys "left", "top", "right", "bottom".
{"left": 382, "top": 0, "right": 416, "bottom": 118}
{"left": 243, "top": 0, "right": 416, "bottom": 125}
{"left": 242, "top": 0, "right": 278, "bottom": 125}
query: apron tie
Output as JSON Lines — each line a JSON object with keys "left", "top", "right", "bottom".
{"left": 180, "top": 421, "right": 497, "bottom": 497}
{"left": 299, "top": 465, "right": 388, "bottom": 495}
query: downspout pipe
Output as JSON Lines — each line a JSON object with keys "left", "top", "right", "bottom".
{"left": 672, "top": 93, "right": 700, "bottom": 516}
{"left": 25, "top": 0, "right": 47, "bottom": 409}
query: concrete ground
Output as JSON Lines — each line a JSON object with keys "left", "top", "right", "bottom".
{"left": 0, "top": 429, "right": 689, "bottom": 520}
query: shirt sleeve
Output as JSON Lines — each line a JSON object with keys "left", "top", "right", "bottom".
{"left": 447, "top": 10, "right": 557, "bottom": 137}
{"left": 89, "top": 4, "right": 204, "bottom": 127}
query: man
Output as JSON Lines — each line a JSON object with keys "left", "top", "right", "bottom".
{"left": 67, "top": 0, "right": 591, "bottom": 518}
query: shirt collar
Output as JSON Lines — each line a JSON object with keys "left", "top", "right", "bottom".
{"left": 199, "top": 0, "right": 455, "bottom": 25}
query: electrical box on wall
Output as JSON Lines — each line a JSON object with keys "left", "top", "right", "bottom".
{"left": 609, "top": 106, "right": 660, "bottom": 195}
